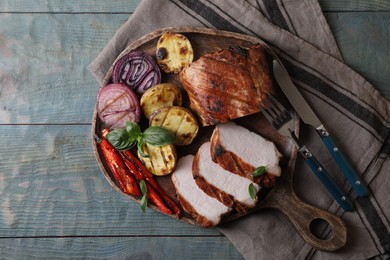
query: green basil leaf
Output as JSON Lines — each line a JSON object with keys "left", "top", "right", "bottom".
{"left": 140, "top": 194, "right": 148, "bottom": 212}
{"left": 139, "top": 180, "right": 148, "bottom": 212}
{"left": 126, "top": 121, "right": 142, "bottom": 137}
{"left": 140, "top": 180, "right": 147, "bottom": 195}
{"left": 106, "top": 128, "right": 135, "bottom": 150}
{"left": 248, "top": 183, "right": 257, "bottom": 200}
{"left": 143, "top": 126, "right": 175, "bottom": 146}
{"left": 106, "top": 122, "right": 143, "bottom": 151}
{"left": 137, "top": 140, "right": 150, "bottom": 158}
{"left": 252, "top": 166, "right": 267, "bottom": 177}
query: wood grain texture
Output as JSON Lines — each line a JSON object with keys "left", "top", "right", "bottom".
{"left": 0, "top": 12, "right": 388, "bottom": 126}
{"left": 0, "top": 0, "right": 389, "bottom": 258}
{"left": 319, "top": 0, "right": 390, "bottom": 12}
{"left": 0, "top": 0, "right": 141, "bottom": 13}
{"left": 0, "top": 125, "right": 219, "bottom": 237}
{"left": 0, "top": 237, "right": 243, "bottom": 259}
{"left": 1, "top": 0, "right": 389, "bottom": 12}
{"left": 324, "top": 12, "right": 390, "bottom": 99}
{"left": 0, "top": 13, "right": 129, "bottom": 124}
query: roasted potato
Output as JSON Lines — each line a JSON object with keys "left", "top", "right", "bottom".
{"left": 150, "top": 106, "right": 199, "bottom": 146}
{"left": 138, "top": 143, "right": 177, "bottom": 176}
{"left": 140, "top": 83, "right": 182, "bottom": 119}
{"left": 156, "top": 32, "right": 194, "bottom": 73}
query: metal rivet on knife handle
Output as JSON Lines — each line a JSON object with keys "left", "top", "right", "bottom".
{"left": 273, "top": 60, "right": 368, "bottom": 197}
{"left": 316, "top": 125, "right": 368, "bottom": 197}
{"left": 259, "top": 93, "right": 353, "bottom": 211}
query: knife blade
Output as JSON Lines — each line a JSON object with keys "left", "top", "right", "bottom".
{"left": 272, "top": 60, "right": 368, "bottom": 197}
{"left": 260, "top": 94, "right": 353, "bottom": 211}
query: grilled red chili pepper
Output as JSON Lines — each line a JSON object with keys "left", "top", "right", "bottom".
{"left": 119, "top": 152, "right": 173, "bottom": 215}
{"left": 102, "top": 128, "right": 182, "bottom": 218}
{"left": 97, "top": 135, "right": 141, "bottom": 197}
{"left": 145, "top": 182, "right": 173, "bottom": 215}
{"left": 122, "top": 150, "right": 182, "bottom": 218}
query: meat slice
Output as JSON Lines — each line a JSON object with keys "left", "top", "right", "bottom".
{"left": 193, "top": 142, "right": 260, "bottom": 211}
{"left": 172, "top": 155, "right": 231, "bottom": 227}
{"left": 210, "top": 121, "right": 282, "bottom": 188}
{"left": 179, "top": 44, "right": 273, "bottom": 126}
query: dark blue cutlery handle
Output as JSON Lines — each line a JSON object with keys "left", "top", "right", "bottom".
{"left": 301, "top": 149, "right": 354, "bottom": 211}
{"left": 321, "top": 134, "right": 368, "bottom": 197}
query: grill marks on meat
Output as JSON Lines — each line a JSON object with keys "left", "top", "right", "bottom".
{"left": 180, "top": 44, "right": 273, "bottom": 126}
{"left": 172, "top": 155, "right": 231, "bottom": 227}
{"left": 193, "top": 142, "right": 260, "bottom": 212}
{"left": 171, "top": 123, "right": 282, "bottom": 225}
{"left": 169, "top": 45, "right": 281, "bottom": 226}
{"left": 210, "top": 122, "right": 282, "bottom": 188}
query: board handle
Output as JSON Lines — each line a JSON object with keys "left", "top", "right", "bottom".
{"left": 263, "top": 190, "right": 347, "bottom": 251}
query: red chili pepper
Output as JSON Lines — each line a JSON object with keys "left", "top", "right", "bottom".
{"left": 122, "top": 150, "right": 182, "bottom": 218}
{"left": 122, "top": 151, "right": 159, "bottom": 188}
{"left": 98, "top": 136, "right": 141, "bottom": 197}
{"left": 101, "top": 128, "right": 182, "bottom": 218}
{"left": 145, "top": 182, "right": 173, "bottom": 215}
{"left": 119, "top": 152, "right": 173, "bottom": 215}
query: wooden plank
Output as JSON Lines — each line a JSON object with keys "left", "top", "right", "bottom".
{"left": 0, "top": 237, "right": 244, "bottom": 259}
{"left": 0, "top": 125, "right": 221, "bottom": 237}
{"left": 324, "top": 12, "right": 390, "bottom": 99}
{"left": 319, "top": 0, "right": 390, "bottom": 12}
{"left": 0, "top": 0, "right": 389, "bottom": 12}
{"left": 1, "top": 12, "right": 389, "bottom": 124}
{"left": 0, "top": 0, "right": 140, "bottom": 13}
{"left": 0, "top": 12, "right": 388, "bottom": 125}
{"left": 0, "top": 13, "right": 130, "bottom": 124}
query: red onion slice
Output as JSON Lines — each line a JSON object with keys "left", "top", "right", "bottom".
{"left": 97, "top": 83, "right": 141, "bottom": 129}
{"left": 112, "top": 51, "right": 161, "bottom": 95}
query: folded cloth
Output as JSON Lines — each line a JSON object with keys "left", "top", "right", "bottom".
{"left": 89, "top": 0, "right": 390, "bottom": 259}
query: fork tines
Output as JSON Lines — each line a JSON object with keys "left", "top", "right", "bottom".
{"left": 260, "top": 93, "right": 292, "bottom": 129}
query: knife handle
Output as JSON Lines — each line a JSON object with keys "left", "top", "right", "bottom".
{"left": 299, "top": 146, "right": 354, "bottom": 211}
{"left": 317, "top": 128, "right": 368, "bottom": 197}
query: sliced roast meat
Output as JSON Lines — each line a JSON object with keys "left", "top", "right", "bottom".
{"left": 179, "top": 44, "right": 273, "bottom": 126}
{"left": 193, "top": 142, "right": 260, "bottom": 211}
{"left": 171, "top": 155, "right": 231, "bottom": 227}
{"left": 210, "top": 121, "right": 282, "bottom": 188}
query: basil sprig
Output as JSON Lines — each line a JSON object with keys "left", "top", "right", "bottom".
{"left": 140, "top": 180, "right": 148, "bottom": 212}
{"left": 106, "top": 121, "right": 175, "bottom": 157}
{"left": 248, "top": 166, "right": 268, "bottom": 200}
{"left": 248, "top": 184, "right": 257, "bottom": 200}
{"left": 143, "top": 125, "right": 176, "bottom": 146}
{"left": 252, "top": 166, "right": 267, "bottom": 177}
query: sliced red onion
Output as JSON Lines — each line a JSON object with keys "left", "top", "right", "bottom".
{"left": 97, "top": 83, "right": 141, "bottom": 129}
{"left": 112, "top": 51, "right": 161, "bottom": 95}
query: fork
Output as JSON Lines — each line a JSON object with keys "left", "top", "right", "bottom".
{"left": 260, "top": 94, "right": 353, "bottom": 211}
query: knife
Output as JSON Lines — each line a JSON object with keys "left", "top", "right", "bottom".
{"left": 273, "top": 60, "right": 368, "bottom": 197}
{"left": 260, "top": 94, "right": 353, "bottom": 211}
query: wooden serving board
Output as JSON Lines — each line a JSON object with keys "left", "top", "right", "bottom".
{"left": 92, "top": 27, "right": 347, "bottom": 251}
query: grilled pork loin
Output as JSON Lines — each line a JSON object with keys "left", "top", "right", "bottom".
{"left": 179, "top": 44, "right": 273, "bottom": 126}
{"left": 171, "top": 155, "right": 231, "bottom": 227}
{"left": 193, "top": 142, "right": 260, "bottom": 212}
{"left": 210, "top": 121, "right": 282, "bottom": 188}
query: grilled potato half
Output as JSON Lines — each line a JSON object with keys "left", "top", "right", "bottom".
{"left": 156, "top": 32, "right": 194, "bottom": 73}
{"left": 138, "top": 143, "right": 177, "bottom": 176}
{"left": 150, "top": 106, "right": 199, "bottom": 146}
{"left": 140, "top": 83, "right": 182, "bottom": 119}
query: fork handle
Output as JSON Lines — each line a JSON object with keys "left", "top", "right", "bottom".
{"left": 317, "top": 127, "right": 368, "bottom": 197}
{"left": 299, "top": 146, "right": 354, "bottom": 211}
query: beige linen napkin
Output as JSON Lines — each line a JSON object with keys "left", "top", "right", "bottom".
{"left": 89, "top": 0, "right": 390, "bottom": 259}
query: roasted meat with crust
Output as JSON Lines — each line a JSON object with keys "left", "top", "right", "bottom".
{"left": 210, "top": 121, "right": 282, "bottom": 188}
{"left": 171, "top": 155, "right": 231, "bottom": 227}
{"left": 179, "top": 44, "right": 273, "bottom": 126}
{"left": 193, "top": 142, "right": 260, "bottom": 212}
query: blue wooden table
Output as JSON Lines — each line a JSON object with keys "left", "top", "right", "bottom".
{"left": 0, "top": 1, "right": 389, "bottom": 258}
